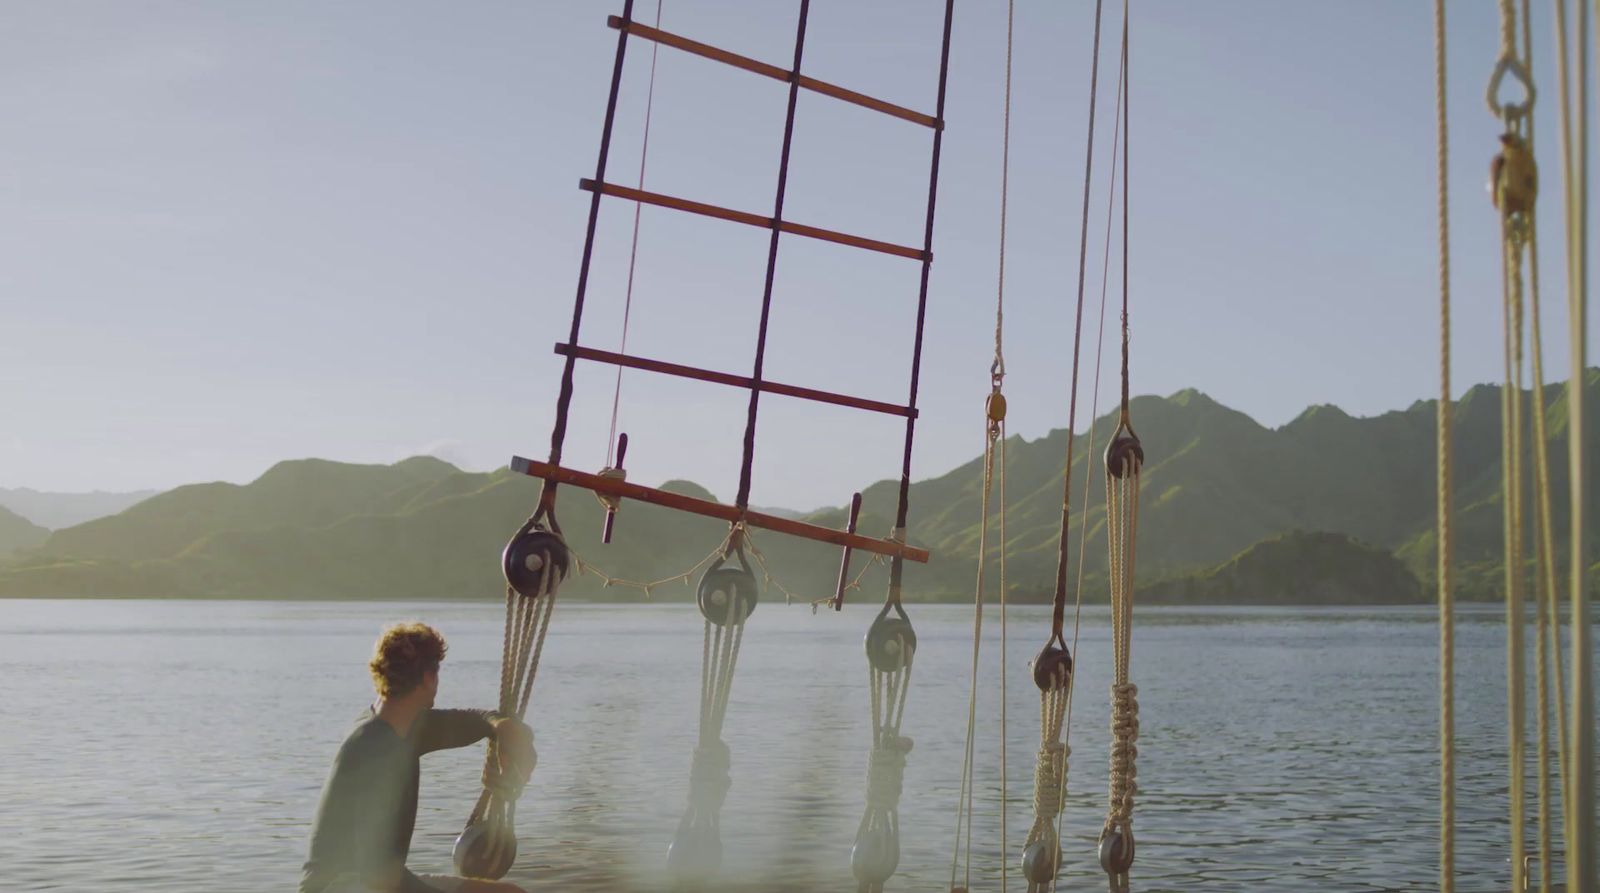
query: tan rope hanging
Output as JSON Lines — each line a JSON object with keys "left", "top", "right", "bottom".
{"left": 1548, "top": 0, "right": 1594, "bottom": 880}
{"left": 452, "top": 518, "right": 568, "bottom": 879}
{"left": 667, "top": 526, "right": 759, "bottom": 885}
{"left": 1487, "top": 3, "right": 1536, "bottom": 885}
{"left": 1021, "top": 0, "right": 1112, "bottom": 887}
{"left": 1430, "top": 1, "right": 1457, "bottom": 889}
{"left": 1098, "top": 8, "right": 1142, "bottom": 891}
{"left": 852, "top": 594, "right": 916, "bottom": 893}
{"left": 948, "top": 8, "right": 1017, "bottom": 890}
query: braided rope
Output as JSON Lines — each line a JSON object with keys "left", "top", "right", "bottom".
{"left": 951, "top": 3, "right": 1015, "bottom": 888}
{"left": 950, "top": 418, "right": 1003, "bottom": 893}
{"left": 1431, "top": 3, "right": 1456, "bottom": 888}
{"left": 459, "top": 534, "right": 565, "bottom": 878}
{"left": 1501, "top": 208, "right": 1529, "bottom": 892}
{"left": 1552, "top": 0, "right": 1595, "bottom": 879}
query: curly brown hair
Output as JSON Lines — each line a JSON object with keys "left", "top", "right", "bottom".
{"left": 369, "top": 622, "right": 447, "bottom": 698}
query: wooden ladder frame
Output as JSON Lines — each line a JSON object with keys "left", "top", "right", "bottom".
{"left": 519, "top": 0, "right": 956, "bottom": 567}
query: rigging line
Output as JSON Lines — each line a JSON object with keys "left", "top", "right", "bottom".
{"left": 1056, "top": 19, "right": 1126, "bottom": 876}
{"left": 1552, "top": 0, "right": 1594, "bottom": 881}
{"left": 1118, "top": 0, "right": 1131, "bottom": 423}
{"left": 1048, "top": 0, "right": 1108, "bottom": 633}
{"left": 999, "top": 417, "right": 1010, "bottom": 893}
{"left": 1432, "top": 1, "right": 1455, "bottom": 888}
{"left": 888, "top": 0, "right": 957, "bottom": 603}
{"left": 950, "top": 422, "right": 999, "bottom": 893}
{"left": 1512, "top": 3, "right": 1568, "bottom": 887}
{"left": 1488, "top": 9, "right": 1534, "bottom": 878}
{"left": 544, "top": 0, "right": 637, "bottom": 485}
{"left": 1526, "top": 212, "right": 1573, "bottom": 891}
{"left": 733, "top": 0, "right": 812, "bottom": 511}
{"left": 991, "top": 0, "right": 1015, "bottom": 382}
{"left": 953, "top": 4, "right": 1016, "bottom": 876}
{"left": 606, "top": 0, "right": 666, "bottom": 467}
{"left": 996, "top": 4, "right": 1015, "bottom": 888}
{"left": 1501, "top": 210, "right": 1528, "bottom": 893}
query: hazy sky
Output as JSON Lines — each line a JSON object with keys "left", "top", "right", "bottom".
{"left": 2, "top": 1, "right": 1595, "bottom": 508}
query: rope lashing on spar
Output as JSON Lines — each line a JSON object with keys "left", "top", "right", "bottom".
{"left": 852, "top": 593, "right": 917, "bottom": 893}
{"left": 452, "top": 515, "right": 568, "bottom": 879}
{"left": 668, "top": 525, "right": 759, "bottom": 885}
{"left": 1098, "top": 10, "right": 1141, "bottom": 889}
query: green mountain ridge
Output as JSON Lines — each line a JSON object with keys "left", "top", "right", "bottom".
{"left": 0, "top": 486, "right": 159, "bottom": 530}
{"left": 3, "top": 374, "right": 1596, "bottom": 603}
{"left": 0, "top": 505, "right": 49, "bottom": 558}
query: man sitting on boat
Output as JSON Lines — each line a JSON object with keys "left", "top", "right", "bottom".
{"left": 299, "top": 622, "right": 534, "bottom": 893}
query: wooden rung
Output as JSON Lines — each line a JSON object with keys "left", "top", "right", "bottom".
{"left": 579, "top": 179, "right": 928, "bottom": 261}
{"left": 512, "top": 456, "right": 931, "bottom": 563}
{"left": 607, "top": 16, "right": 940, "bottom": 130}
{"left": 555, "top": 343, "right": 917, "bottom": 419}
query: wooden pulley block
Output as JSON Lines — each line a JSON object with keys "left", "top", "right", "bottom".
{"left": 1492, "top": 131, "right": 1537, "bottom": 216}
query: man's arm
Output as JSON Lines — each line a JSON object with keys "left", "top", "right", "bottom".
{"left": 415, "top": 708, "right": 508, "bottom": 754}
{"left": 416, "top": 709, "right": 536, "bottom": 788}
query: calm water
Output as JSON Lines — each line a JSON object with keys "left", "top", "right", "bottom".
{"left": 0, "top": 599, "right": 1586, "bottom": 891}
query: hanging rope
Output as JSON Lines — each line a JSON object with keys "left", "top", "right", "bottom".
{"left": 1045, "top": 35, "right": 1129, "bottom": 893}
{"left": 1550, "top": 0, "right": 1594, "bottom": 882}
{"left": 604, "top": 0, "right": 665, "bottom": 469}
{"left": 452, "top": 519, "right": 569, "bottom": 879}
{"left": 949, "top": 9, "right": 1016, "bottom": 888}
{"left": 852, "top": 596, "right": 916, "bottom": 893}
{"left": 1431, "top": 1, "right": 1456, "bottom": 889}
{"left": 1487, "top": 0, "right": 1538, "bottom": 882}
{"left": 950, "top": 398, "right": 1007, "bottom": 893}
{"left": 668, "top": 526, "right": 759, "bottom": 885}
{"left": 1021, "top": 0, "right": 1109, "bottom": 888}
{"left": 1502, "top": 3, "right": 1568, "bottom": 888}
{"left": 1098, "top": 9, "right": 1141, "bottom": 891}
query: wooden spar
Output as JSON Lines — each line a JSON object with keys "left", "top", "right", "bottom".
{"left": 554, "top": 343, "right": 917, "bottom": 419}
{"left": 511, "top": 456, "right": 931, "bottom": 563}
{"left": 578, "top": 180, "right": 927, "bottom": 261}
{"left": 606, "top": 16, "right": 940, "bottom": 130}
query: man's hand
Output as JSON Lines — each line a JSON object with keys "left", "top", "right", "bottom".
{"left": 491, "top": 718, "right": 536, "bottom": 784}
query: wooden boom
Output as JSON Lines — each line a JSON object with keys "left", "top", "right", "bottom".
{"left": 511, "top": 456, "right": 930, "bottom": 563}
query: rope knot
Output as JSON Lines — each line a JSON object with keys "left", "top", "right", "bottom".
{"left": 1108, "top": 682, "right": 1140, "bottom": 823}
{"left": 865, "top": 735, "right": 913, "bottom": 811}
{"left": 482, "top": 763, "right": 527, "bottom": 802}
{"left": 688, "top": 739, "right": 732, "bottom": 813}
{"left": 594, "top": 466, "right": 627, "bottom": 512}
{"left": 1031, "top": 741, "right": 1069, "bottom": 819}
